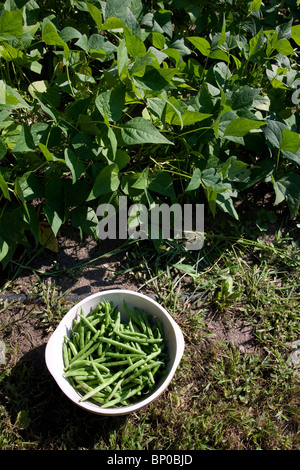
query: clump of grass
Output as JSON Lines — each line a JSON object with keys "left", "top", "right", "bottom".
{"left": 30, "top": 277, "right": 72, "bottom": 331}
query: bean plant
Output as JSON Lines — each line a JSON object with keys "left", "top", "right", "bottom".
{"left": 0, "top": 0, "right": 299, "bottom": 268}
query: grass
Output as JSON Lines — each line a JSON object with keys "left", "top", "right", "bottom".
{"left": 0, "top": 219, "right": 299, "bottom": 450}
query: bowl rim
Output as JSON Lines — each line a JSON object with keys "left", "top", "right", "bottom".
{"left": 45, "top": 289, "right": 185, "bottom": 415}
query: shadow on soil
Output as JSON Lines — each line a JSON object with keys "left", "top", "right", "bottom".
{"left": 0, "top": 343, "right": 127, "bottom": 450}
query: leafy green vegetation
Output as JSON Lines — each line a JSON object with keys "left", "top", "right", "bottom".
{"left": 0, "top": 0, "right": 299, "bottom": 452}
{"left": 0, "top": 0, "right": 299, "bottom": 267}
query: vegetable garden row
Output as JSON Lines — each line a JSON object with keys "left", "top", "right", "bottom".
{"left": 0, "top": 0, "right": 299, "bottom": 270}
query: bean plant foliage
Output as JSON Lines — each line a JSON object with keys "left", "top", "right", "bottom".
{"left": 0, "top": 0, "right": 299, "bottom": 268}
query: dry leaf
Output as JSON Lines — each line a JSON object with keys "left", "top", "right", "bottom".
{"left": 39, "top": 221, "right": 59, "bottom": 253}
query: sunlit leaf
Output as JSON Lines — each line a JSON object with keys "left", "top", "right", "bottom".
{"left": 122, "top": 117, "right": 173, "bottom": 145}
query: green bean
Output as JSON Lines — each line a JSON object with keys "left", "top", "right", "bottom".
{"left": 113, "top": 310, "right": 121, "bottom": 332}
{"left": 65, "top": 359, "right": 91, "bottom": 370}
{"left": 120, "top": 350, "right": 160, "bottom": 379}
{"left": 79, "top": 371, "right": 123, "bottom": 402}
{"left": 75, "top": 382, "right": 106, "bottom": 400}
{"left": 104, "top": 301, "right": 111, "bottom": 327}
{"left": 64, "top": 336, "right": 78, "bottom": 357}
{"left": 99, "top": 336, "right": 147, "bottom": 355}
{"left": 102, "top": 384, "right": 144, "bottom": 409}
{"left": 97, "top": 323, "right": 106, "bottom": 356}
{"left": 125, "top": 327, "right": 148, "bottom": 338}
{"left": 67, "top": 347, "right": 72, "bottom": 363}
{"left": 104, "top": 352, "right": 142, "bottom": 359}
{"left": 147, "top": 370, "right": 155, "bottom": 385}
{"left": 71, "top": 318, "right": 80, "bottom": 332}
{"left": 72, "top": 331, "right": 80, "bottom": 350}
{"left": 133, "top": 308, "right": 148, "bottom": 334}
{"left": 151, "top": 362, "right": 163, "bottom": 378}
{"left": 116, "top": 331, "right": 163, "bottom": 344}
{"left": 123, "top": 301, "right": 140, "bottom": 325}
{"left": 121, "top": 357, "right": 148, "bottom": 378}
{"left": 122, "top": 361, "right": 164, "bottom": 386}
{"left": 63, "top": 299, "right": 169, "bottom": 408}
{"left": 102, "top": 360, "right": 131, "bottom": 367}
{"left": 105, "top": 378, "right": 124, "bottom": 403}
{"left": 69, "top": 331, "right": 100, "bottom": 363}
{"left": 79, "top": 324, "right": 85, "bottom": 350}
{"left": 79, "top": 313, "right": 98, "bottom": 334}
{"left": 63, "top": 342, "right": 69, "bottom": 369}
{"left": 93, "top": 356, "right": 108, "bottom": 363}
{"left": 92, "top": 361, "right": 110, "bottom": 373}
{"left": 64, "top": 369, "right": 94, "bottom": 377}
{"left": 91, "top": 364, "right": 110, "bottom": 394}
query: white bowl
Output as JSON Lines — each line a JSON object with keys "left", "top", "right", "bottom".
{"left": 45, "top": 289, "right": 185, "bottom": 416}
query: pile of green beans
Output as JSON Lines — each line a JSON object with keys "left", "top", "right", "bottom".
{"left": 62, "top": 300, "right": 169, "bottom": 408}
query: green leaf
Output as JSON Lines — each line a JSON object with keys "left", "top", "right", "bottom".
{"left": 19, "top": 171, "right": 44, "bottom": 201}
{"left": 117, "top": 38, "right": 129, "bottom": 80}
{"left": 38, "top": 143, "right": 65, "bottom": 162}
{"left": 209, "top": 49, "right": 230, "bottom": 62}
{"left": 187, "top": 36, "right": 211, "bottom": 56}
{"left": 216, "top": 191, "right": 239, "bottom": 219}
{"left": 60, "top": 26, "right": 82, "bottom": 42}
{"left": 263, "top": 120, "right": 284, "bottom": 149}
{"left": 226, "top": 159, "right": 251, "bottom": 183}
{"left": 153, "top": 9, "right": 173, "bottom": 39}
{"left": 44, "top": 201, "right": 65, "bottom": 238}
{"left": 131, "top": 167, "right": 149, "bottom": 190}
{"left": 172, "top": 262, "right": 198, "bottom": 276}
{"left": 224, "top": 118, "right": 266, "bottom": 137}
{"left": 131, "top": 53, "right": 149, "bottom": 77}
{"left": 273, "top": 173, "right": 300, "bottom": 215}
{"left": 134, "top": 67, "right": 176, "bottom": 92}
{"left": 231, "top": 86, "right": 257, "bottom": 111}
{"left": 0, "top": 8, "right": 23, "bottom": 37}
{"left": 86, "top": 2, "right": 103, "bottom": 30}
{"left": 218, "top": 14, "right": 226, "bottom": 47}
{"left": 107, "top": 149, "right": 130, "bottom": 169}
{"left": 89, "top": 164, "right": 120, "bottom": 199}
{"left": 201, "top": 168, "right": 231, "bottom": 193}
{"left": 0, "top": 172, "right": 10, "bottom": 200}
{"left": 280, "top": 128, "right": 300, "bottom": 154}
{"left": 149, "top": 171, "right": 176, "bottom": 200}
{"left": 291, "top": 25, "right": 300, "bottom": 46}
{"left": 13, "top": 124, "right": 35, "bottom": 153}
{"left": 124, "top": 26, "right": 147, "bottom": 58}
{"left": 240, "top": 160, "right": 276, "bottom": 190}
{"left": 0, "top": 137, "right": 7, "bottom": 160}
{"left": 64, "top": 148, "right": 85, "bottom": 183}
{"left": 276, "top": 20, "right": 293, "bottom": 40}
{"left": 249, "top": 0, "right": 262, "bottom": 12}
{"left": 177, "top": 111, "right": 212, "bottom": 127}
{"left": 249, "top": 28, "right": 264, "bottom": 57}
{"left": 42, "top": 22, "right": 69, "bottom": 60}
{"left": 186, "top": 168, "right": 201, "bottom": 192}
{"left": 121, "top": 117, "right": 173, "bottom": 145}
{"left": 0, "top": 237, "right": 9, "bottom": 264}
{"left": 104, "top": 0, "right": 131, "bottom": 22}
{"left": 95, "top": 86, "right": 125, "bottom": 122}
{"left": 0, "top": 79, "right": 29, "bottom": 109}
{"left": 44, "top": 175, "right": 66, "bottom": 236}
{"left": 101, "top": 17, "right": 125, "bottom": 31}
{"left": 0, "top": 41, "right": 24, "bottom": 62}
{"left": 274, "top": 38, "right": 294, "bottom": 56}
{"left": 150, "top": 32, "right": 166, "bottom": 49}
{"left": 71, "top": 206, "right": 99, "bottom": 239}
